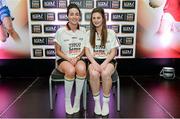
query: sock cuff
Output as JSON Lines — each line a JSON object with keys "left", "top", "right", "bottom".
{"left": 103, "top": 93, "right": 110, "bottom": 98}
{"left": 93, "top": 92, "right": 100, "bottom": 97}
{"left": 64, "top": 76, "right": 75, "bottom": 81}
{"left": 103, "top": 95, "right": 110, "bottom": 102}
{"left": 76, "top": 75, "right": 86, "bottom": 79}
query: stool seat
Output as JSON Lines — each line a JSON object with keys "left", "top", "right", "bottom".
{"left": 49, "top": 68, "right": 87, "bottom": 110}
{"left": 51, "top": 69, "right": 64, "bottom": 80}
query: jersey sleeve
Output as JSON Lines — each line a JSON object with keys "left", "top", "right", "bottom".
{"left": 54, "top": 28, "right": 63, "bottom": 46}
{"left": 84, "top": 31, "right": 91, "bottom": 49}
{"left": 80, "top": 27, "right": 87, "bottom": 48}
{"left": 110, "top": 30, "right": 120, "bottom": 49}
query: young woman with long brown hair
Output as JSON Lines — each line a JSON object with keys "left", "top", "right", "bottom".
{"left": 85, "top": 7, "right": 119, "bottom": 116}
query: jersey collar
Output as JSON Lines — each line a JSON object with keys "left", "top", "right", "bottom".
{"left": 66, "top": 22, "right": 80, "bottom": 31}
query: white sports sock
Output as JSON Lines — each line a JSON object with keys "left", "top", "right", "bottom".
{"left": 73, "top": 77, "right": 85, "bottom": 113}
{"left": 102, "top": 96, "right": 110, "bottom": 116}
{"left": 64, "top": 79, "right": 74, "bottom": 114}
{"left": 93, "top": 94, "right": 101, "bottom": 115}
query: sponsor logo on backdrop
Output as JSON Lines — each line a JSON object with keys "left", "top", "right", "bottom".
{"left": 85, "top": 0, "right": 94, "bottom": 9}
{"left": 32, "top": 37, "right": 54, "bottom": 45}
{"left": 43, "top": 0, "right": 57, "bottom": 8}
{"left": 32, "top": 25, "right": 42, "bottom": 33}
{"left": 96, "top": 0, "right": 120, "bottom": 9}
{"left": 30, "top": 0, "right": 41, "bottom": 8}
{"left": 126, "top": 13, "right": 135, "bottom": 21}
{"left": 108, "top": 25, "right": 119, "bottom": 33}
{"left": 59, "top": 0, "right": 67, "bottom": 8}
{"left": 44, "top": 25, "right": 60, "bottom": 33}
{"left": 32, "top": 37, "right": 47, "bottom": 45}
{"left": 121, "top": 25, "right": 134, "bottom": 33}
{"left": 118, "top": 37, "right": 134, "bottom": 45}
{"left": 121, "top": 48, "right": 133, "bottom": 56}
{"left": 112, "top": 13, "right": 124, "bottom": 21}
{"left": 45, "top": 49, "right": 55, "bottom": 56}
{"left": 47, "top": 37, "right": 55, "bottom": 45}
{"left": 70, "top": 0, "right": 93, "bottom": 9}
{"left": 31, "top": 12, "right": 55, "bottom": 21}
{"left": 58, "top": 13, "right": 68, "bottom": 21}
{"left": 33, "top": 49, "right": 43, "bottom": 57}
{"left": 85, "top": 13, "right": 91, "bottom": 21}
{"left": 111, "top": 13, "right": 135, "bottom": 21}
{"left": 46, "top": 12, "right": 56, "bottom": 21}
{"left": 96, "top": 1, "right": 110, "bottom": 8}
{"left": 43, "top": 0, "right": 67, "bottom": 8}
{"left": 111, "top": 1, "right": 120, "bottom": 9}
{"left": 70, "top": 0, "right": 83, "bottom": 8}
{"left": 31, "top": 13, "right": 44, "bottom": 21}
{"left": 122, "top": 1, "right": 135, "bottom": 9}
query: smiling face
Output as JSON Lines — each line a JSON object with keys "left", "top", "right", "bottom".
{"left": 68, "top": 8, "right": 80, "bottom": 25}
{"left": 92, "top": 12, "right": 103, "bottom": 28}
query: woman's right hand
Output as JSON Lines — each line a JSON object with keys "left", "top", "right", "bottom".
{"left": 92, "top": 62, "right": 101, "bottom": 72}
{"left": 67, "top": 57, "right": 76, "bottom": 66}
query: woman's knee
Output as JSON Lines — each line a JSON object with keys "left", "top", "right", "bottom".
{"left": 64, "top": 67, "right": 76, "bottom": 78}
{"left": 101, "top": 70, "right": 111, "bottom": 80}
{"left": 76, "top": 61, "right": 86, "bottom": 77}
{"left": 89, "top": 70, "right": 100, "bottom": 79}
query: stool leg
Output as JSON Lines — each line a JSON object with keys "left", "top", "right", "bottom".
{"left": 83, "top": 79, "right": 87, "bottom": 110}
{"left": 49, "top": 77, "right": 53, "bottom": 110}
{"left": 117, "top": 76, "right": 120, "bottom": 111}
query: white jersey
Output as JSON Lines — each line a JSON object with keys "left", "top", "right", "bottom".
{"left": 85, "top": 29, "right": 119, "bottom": 59}
{"left": 0, "top": 0, "right": 6, "bottom": 8}
{"left": 55, "top": 26, "right": 86, "bottom": 59}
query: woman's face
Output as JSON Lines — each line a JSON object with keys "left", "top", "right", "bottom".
{"left": 68, "top": 8, "right": 80, "bottom": 25}
{"left": 92, "top": 12, "right": 103, "bottom": 28}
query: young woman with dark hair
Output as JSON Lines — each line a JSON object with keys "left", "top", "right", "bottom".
{"left": 54, "top": 3, "right": 86, "bottom": 115}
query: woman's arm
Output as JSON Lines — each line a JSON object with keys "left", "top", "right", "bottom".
{"left": 55, "top": 42, "right": 70, "bottom": 61}
{"left": 85, "top": 47, "right": 101, "bottom": 71}
{"left": 85, "top": 47, "right": 96, "bottom": 64}
{"left": 101, "top": 48, "right": 116, "bottom": 70}
{"left": 75, "top": 48, "right": 85, "bottom": 60}
{"left": 103, "top": 48, "right": 116, "bottom": 64}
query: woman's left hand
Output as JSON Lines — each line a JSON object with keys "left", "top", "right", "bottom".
{"left": 71, "top": 57, "right": 79, "bottom": 65}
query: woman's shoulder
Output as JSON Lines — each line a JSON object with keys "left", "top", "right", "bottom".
{"left": 56, "top": 26, "right": 67, "bottom": 33}
{"left": 107, "top": 29, "right": 116, "bottom": 34}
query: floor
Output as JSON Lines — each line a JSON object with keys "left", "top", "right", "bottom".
{"left": 0, "top": 75, "right": 180, "bottom": 118}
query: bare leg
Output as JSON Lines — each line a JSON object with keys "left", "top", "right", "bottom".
{"left": 101, "top": 63, "right": 115, "bottom": 116}
{"left": 73, "top": 60, "right": 86, "bottom": 113}
{"left": 101, "top": 63, "right": 114, "bottom": 96}
{"left": 58, "top": 61, "right": 76, "bottom": 115}
{"left": 89, "top": 64, "right": 100, "bottom": 95}
{"left": 89, "top": 64, "right": 101, "bottom": 115}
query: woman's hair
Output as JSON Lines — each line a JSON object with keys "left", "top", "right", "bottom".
{"left": 90, "top": 7, "right": 107, "bottom": 48}
{"left": 67, "top": 3, "right": 81, "bottom": 16}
